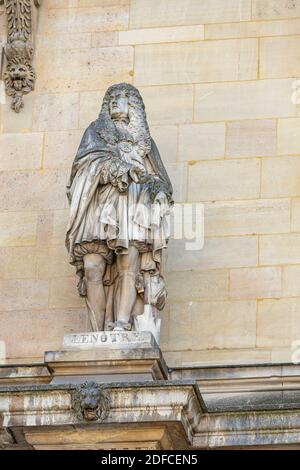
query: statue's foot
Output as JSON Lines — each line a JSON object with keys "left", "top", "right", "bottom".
{"left": 113, "top": 320, "right": 131, "bottom": 331}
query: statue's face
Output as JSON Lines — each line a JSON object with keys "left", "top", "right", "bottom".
{"left": 109, "top": 90, "right": 129, "bottom": 120}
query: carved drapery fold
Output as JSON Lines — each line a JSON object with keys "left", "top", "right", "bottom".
{"left": 2, "top": 0, "right": 41, "bottom": 112}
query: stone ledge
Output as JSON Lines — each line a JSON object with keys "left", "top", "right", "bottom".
{"left": 44, "top": 331, "right": 167, "bottom": 382}
{"left": 0, "top": 382, "right": 202, "bottom": 449}
{"left": 1, "top": 381, "right": 300, "bottom": 449}
{"left": 44, "top": 347, "right": 168, "bottom": 382}
{"left": 0, "top": 365, "right": 51, "bottom": 386}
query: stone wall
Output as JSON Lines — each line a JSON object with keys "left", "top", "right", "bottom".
{"left": 0, "top": 0, "right": 300, "bottom": 366}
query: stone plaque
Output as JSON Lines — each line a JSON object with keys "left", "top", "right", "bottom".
{"left": 63, "top": 331, "right": 157, "bottom": 351}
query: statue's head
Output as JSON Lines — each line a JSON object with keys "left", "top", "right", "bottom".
{"left": 101, "top": 82, "right": 143, "bottom": 117}
{"left": 109, "top": 87, "right": 130, "bottom": 121}
{"left": 98, "top": 83, "right": 151, "bottom": 154}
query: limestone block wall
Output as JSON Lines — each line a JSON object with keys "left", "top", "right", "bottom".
{"left": 1, "top": 0, "right": 300, "bottom": 366}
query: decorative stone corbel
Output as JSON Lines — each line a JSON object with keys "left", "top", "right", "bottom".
{"left": 1, "top": 0, "right": 41, "bottom": 112}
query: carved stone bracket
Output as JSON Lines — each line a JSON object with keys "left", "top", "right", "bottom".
{"left": 1, "top": 0, "right": 41, "bottom": 112}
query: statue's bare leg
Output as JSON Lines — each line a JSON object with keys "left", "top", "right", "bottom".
{"left": 116, "top": 245, "right": 139, "bottom": 327}
{"left": 83, "top": 253, "right": 106, "bottom": 331}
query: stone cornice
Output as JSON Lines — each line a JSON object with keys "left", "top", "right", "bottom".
{"left": 1, "top": 379, "right": 300, "bottom": 449}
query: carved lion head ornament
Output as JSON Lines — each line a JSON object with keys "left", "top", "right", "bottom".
{"left": 71, "top": 381, "right": 111, "bottom": 422}
{"left": 2, "top": 1, "right": 41, "bottom": 112}
{"left": 4, "top": 32, "right": 35, "bottom": 112}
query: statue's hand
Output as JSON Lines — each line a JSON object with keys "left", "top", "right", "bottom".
{"left": 154, "top": 191, "right": 167, "bottom": 204}
{"left": 129, "top": 165, "right": 147, "bottom": 183}
{"left": 147, "top": 176, "right": 171, "bottom": 203}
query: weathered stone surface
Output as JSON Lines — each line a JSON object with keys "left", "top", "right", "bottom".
{"left": 79, "top": 90, "right": 106, "bottom": 129}
{"left": 0, "top": 211, "right": 37, "bottom": 247}
{"left": 195, "top": 79, "right": 296, "bottom": 121}
{"left": 252, "top": 0, "right": 300, "bottom": 20}
{"left": 0, "top": 247, "right": 37, "bottom": 279}
{"left": 178, "top": 123, "right": 225, "bottom": 161}
{"left": 0, "top": 308, "right": 87, "bottom": 359}
{"left": 260, "top": 36, "right": 300, "bottom": 79}
{"left": 45, "top": 0, "right": 130, "bottom": 6}
{"left": 271, "top": 348, "right": 295, "bottom": 363}
{"left": 135, "top": 39, "right": 257, "bottom": 86}
{"left": 0, "top": 95, "right": 34, "bottom": 133}
{"left": 166, "top": 270, "right": 229, "bottom": 302}
{"left": 282, "top": 265, "right": 300, "bottom": 297}
{"left": 41, "top": 5, "right": 129, "bottom": 34}
{"left": 52, "top": 210, "right": 69, "bottom": 245}
{"left": 291, "top": 198, "right": 300, "bottom": 232}
{"left": 205, "top": 18, "right": 300, "bottom": 39}
{"left": 230, "top": 267, "right": 281, "bottom": 299}
{"left": 36, "top": 33, "right": 92, "bottom": 51}
{"left": 166, "top": 237, "right": 258, "bottom": 271}
{"left": 36, "top": 46, "right": 133, "bottom": 93}
{"left": 257, "top": 298, "right": 300, "bottom": 348}
{"left": 49, "top": 277, "right": 85, "bottom": 309}
{"left": 130, "top": 0, "right": 251, "bottom": 28}
{"left": 188, "top": 159, "right": 260, "bottom": 201}
{"left": 0, "top": 133, "right": 43, "bottom": 171}
{"left": 261, "top": 156, "right": 300, "bottom": 198}
{"left": 37, "top": 246, "right": 74, "bottom": 279}
{"left": 91, "top": 32, "right": 118, "bottom": 47}
{"left": 0, "top": 365, "right": 51, "bottom": 386}
{"left": 165, "top": 163, "right": 187, "bottom": 202}
{"left": 226, "top": 119, "right": 276, "bottom": 157}
{"left": 167, "top": 300, "right": 256, "bottom": 350}
{"left": 171, "top": 363, "right": 287, "bottom": 381}
{"left": 33, "top": 94, "right": 79, "bottom": 132}
{"left": 150, "top": 126, "right": 178, "bottom": 164}
{"left": 260, "top": 234, "right": 300, "bottom": 265}
{"left": 204, "top": 199, "right": 290, "bottom": 236}
{"left": 278, "top": 118, "right": 300, "bottom": 155}
{"left": 44, "top": 131, "right": 82, "bottom": 169}
{"left": 120, "top": 25, "right": 204, "bottom": 45}
{"left": 165, "top": 349, "right": 271, "bottom": 367}
{"left": 0, "top": 383, "right": 199, "bottom": 449}
{"left": 0, "top": 170, "right": 67, "bottom": 211}
{"left": 0, "top": 280, "right": 49, "bottom": 312}
{"left": 45, "top": 347, "right": 168, "bottom": 382}
{"left": 2, "top": 378, "right": 300, "bottom": 449}
{"left": 36, "top": 212, "right": 55, "bottom": 247}
{"left": 141, "top": 85, "right": 194, "bottom": 125}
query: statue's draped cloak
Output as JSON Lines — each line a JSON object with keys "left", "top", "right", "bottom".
{"left": 66, "top": 118, "right": 172, "bottom": 323}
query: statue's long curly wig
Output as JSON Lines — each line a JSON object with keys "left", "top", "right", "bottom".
{"left": 97, "top": 83, "right": 152, "bottom": 157}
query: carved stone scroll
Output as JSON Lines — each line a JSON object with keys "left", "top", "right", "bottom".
{"left": 2, "top": 1, "right": 41, "bottom": 112}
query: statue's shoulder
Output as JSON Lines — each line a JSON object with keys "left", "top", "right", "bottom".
{"left": 83, "top": 119, "right": 99, "bottom": 135}
{"left": 79, "top": 119, "right": 104, "bottom": 145}
{"left": 149, "top": 136, "right": 159, "bottom": 155}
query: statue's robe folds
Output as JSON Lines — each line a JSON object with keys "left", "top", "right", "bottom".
{"left": 66, "top": 119, "right": 173, "bottom": 327}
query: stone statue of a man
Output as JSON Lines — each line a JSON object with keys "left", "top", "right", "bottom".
{"left": 66, "top": 83, "right": 173, "bottom": 334}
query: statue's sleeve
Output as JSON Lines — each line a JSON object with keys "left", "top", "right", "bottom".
{"left": 98, "top": 156, "right": 132, "bottom": 192}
